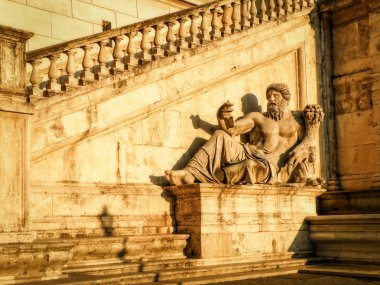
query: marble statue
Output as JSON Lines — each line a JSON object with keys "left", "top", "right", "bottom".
{"left": 165, "top": 83, "right": 324, "bottom": 186}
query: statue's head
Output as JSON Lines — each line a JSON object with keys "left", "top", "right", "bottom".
{"left": 265, "top": 83, "right": 291, "bottom": 121}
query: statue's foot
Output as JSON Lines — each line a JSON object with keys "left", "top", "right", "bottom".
{"left": 165, "top": 170, "right": 195, "bottom": 186}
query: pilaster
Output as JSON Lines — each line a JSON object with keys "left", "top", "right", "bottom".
{"left": 0, "top": 25, "right": 35, "bottom": 243}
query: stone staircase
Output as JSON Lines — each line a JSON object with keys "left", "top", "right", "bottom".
{"left": 19, "top": 255, "right": 315, "bottom": 285}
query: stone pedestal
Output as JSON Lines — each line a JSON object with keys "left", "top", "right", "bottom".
{"left": 166, "top": 184, "right": 325, "bottom": 259}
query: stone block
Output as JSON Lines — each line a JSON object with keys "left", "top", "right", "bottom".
{"left": 163, "top": 111, "right": 181, "bottom": 148}
{"left": 0, "top": 0, "right": 51, "bottom": 37}
{"left": 97, "top": 83, "right": 161, "bottom": 126}
{"left": 116, "top": 12, "right": 141, "bottom": 27}
{"left": 92, "top": 0, "right": 137, "bottom": 16}
{"left": 29, "top": 184, "right": 174, "bottom": 236}
{"left": 9, "top": 0, "right": 26, "bottom": 4}
{"left": 28, "top": 0, "right": 72, "bottom": 17}
{"left": 72, "top": 0, "right": 116, "bottom": 27}
{"left": 338, "top": 144, "right": 376, "bottom": 176}
{"left": 142, "top": 112, "right": 164, "bottom": 146}
{"left": 28, "top": 35, "right": 64, "bottom": 51}
{"left": 336, "top": 111, "right": 375, "bottom": 147}
{"left": 137, "top": 0, "right": 170, "bottom": 19}
{"left": 51, "top": 13, "right": 93, "bottom": 41}
{"left": 166, "top": 184, "right": 324, "bottom": 258}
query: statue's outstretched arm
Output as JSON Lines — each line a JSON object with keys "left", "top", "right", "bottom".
{"left": 287, "top": 104, "right": 324, "bottom": 173}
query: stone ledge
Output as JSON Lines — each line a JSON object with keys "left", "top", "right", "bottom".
{"left": 316, "top": 189, "right": 380, "bottom": 215}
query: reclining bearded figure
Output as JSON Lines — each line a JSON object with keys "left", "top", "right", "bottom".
{"left": 165, "top": 83, "right": 324, "bottom": 186}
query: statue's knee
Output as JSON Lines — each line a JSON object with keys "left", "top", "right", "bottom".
{"left": 245, "top": 159, "right": 257, "bottom": 168}
{"left": 213, "top": 129, "right": 227, "bottom": 137}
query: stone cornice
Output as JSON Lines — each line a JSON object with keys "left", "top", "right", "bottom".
{"left": 0, "top": 24, "right": 33, "bottom": 42}
{"left": 319, "top": 0, "right": 380, "bottom": 12}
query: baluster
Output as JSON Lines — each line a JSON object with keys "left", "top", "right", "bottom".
{"left": 292, "top": 0, "right": 301, "bottom": 12}
{"left": 111, "top": 36, "right": 124, "bottom": 74}
{"left": 29, "top": 59, "right": 42, "bottom": 96}
{"left": 189, "top": 14, "right": 199, "bottom": 48}
{"left": 221, "top": 4, "right": 231, "bottom": 36}
{"left": 210, "top": 8, "right": 221, "bottom": 39}
{"left": 199, "top": 11, "right": 210, "bottom": 44}
{"left": 267, "top": 0, "right": 275, "bottom": 19}
{"left": 259, "top": 0, "right": 268, "bottom": 22}
{"left": 63, "top": 50, "right": 78, "bottom": 91}
{"left": 275, "top": 0, "right": 285, "bottom": 17}
{"left": 125, "top": 31, "right": 137, "bottom": 70}
{"left": 231, "top": 1, "right": 240, "bottom": 33}
{"left": 241, "top": 0, "right": 249, "bottom": 29}
{"left": 283, "top": 0, "right": 291, "bottom": 15}
{"left": 307, "top": 0, "right": 315, "bottom": 6}
{"left": 177, "top": 17, "right": 188, "bottom": 52}
{"left": 139, "top": 27, "right": 151, "bottom": 63}
{"left": 46, "top": 54, "right": 61, "bottom": 95}
{"left": 80, "top": 45, "right": 94, "bottom": 85}
{"left": 95, "top": 40, "right": 109, "bottom": 79}
{"left": 165, "top": 21, "right": 176, "bottom": 56}
{"left": 152, "top": 23, "right": 164, "bottom": 60}
{"left": 300, "top": 0, "right": 306, "bottom": 9}
{"left": 250, "top": 0, "right": 259, "bottom": 26}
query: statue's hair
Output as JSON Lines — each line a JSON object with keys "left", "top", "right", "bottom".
{"left": 266, "top": 83, "right": 291, "bottom": 101}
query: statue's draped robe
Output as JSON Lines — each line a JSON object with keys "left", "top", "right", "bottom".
{"left": 185, "top": 130, "right": 277, "bottom": 184}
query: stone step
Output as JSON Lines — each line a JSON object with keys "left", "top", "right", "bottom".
{"left": 21, "top": 257, "right": 315, "bottom": 284}
{"left": 299, "top": 263, "right": 380, "bottom": 279}
{"left": 156, "top": 258, "right": 308, "bottom": 281}
{"left": 56, "top": 234, "right": 188, "bottom": 267}
{"left": 15, "top": 272, "right": 157, "bottom": 285}
{"left": 64, "top": 258, "right": 200, "bottom": 275}
{"left": 160, "top": 266, "right": 301, "bottom": 285}
{"left": 305, "top": 214, "right": 380, "bottom": 263}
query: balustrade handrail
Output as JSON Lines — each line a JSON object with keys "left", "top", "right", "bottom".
{"left": 26, "top": 0, "right": 230, "bottom": 62}
{"left": 25, "top": 0, "right": 317, "bottom": 97}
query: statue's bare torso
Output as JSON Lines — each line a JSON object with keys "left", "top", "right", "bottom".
{"left": 228, "top": 110, "right": 301, "bottom": 167}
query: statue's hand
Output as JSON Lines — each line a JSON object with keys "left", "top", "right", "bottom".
{"left": 217, "top": 101, "right": 234, "bottom": 120}
{"left": 287, "top": 148, "right": 307, "bottom": 175}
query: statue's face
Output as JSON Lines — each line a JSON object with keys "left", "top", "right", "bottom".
{"left": 267, "top": 89, "right": 283, "bottom": 105}
{"left": 266, "top": 89, "right": 287, "bottom": 120}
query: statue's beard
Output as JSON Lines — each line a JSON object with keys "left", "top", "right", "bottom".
{"left": 267, "top": 102, "right": 285, "bottom": 121}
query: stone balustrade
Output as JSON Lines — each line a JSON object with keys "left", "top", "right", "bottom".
{"left": 25, "top": 0, "right": 316, "bottom": 97}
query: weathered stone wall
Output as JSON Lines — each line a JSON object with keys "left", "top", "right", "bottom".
{"left": 321, "top": 0, "right": 380, "bottom": 190}
{"left": 0, "top": 0, "right": 193, "bottom": 51}
{"left": 27, "top": 9, "right": 322, "bottom": 236}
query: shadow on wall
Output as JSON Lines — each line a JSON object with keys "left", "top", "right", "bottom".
{"left": 241, "top": 93, "right": 262, "bottom": 115}
{"left": 288, "top": 220, "right": 314, "bottom": 260}
{"left": 99, "top": 205, "right": 114, "bottom": 237}
{"left": 149, "top": 137, "right": 208, "bottom": 186}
